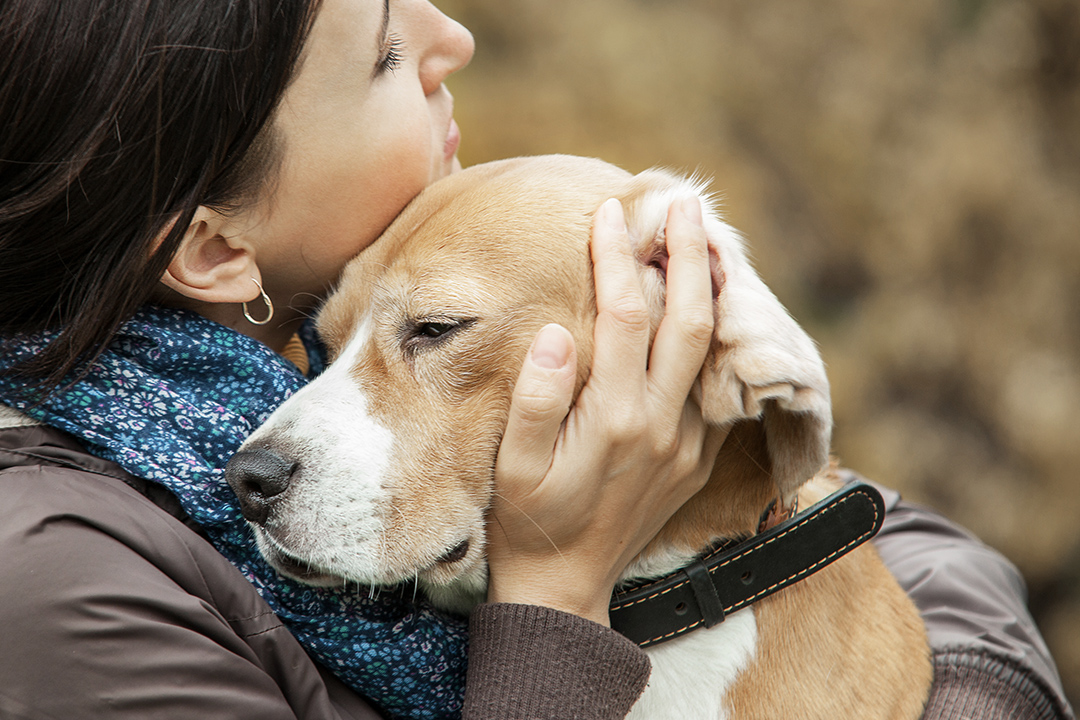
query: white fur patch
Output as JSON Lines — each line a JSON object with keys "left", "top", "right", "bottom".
{"left": 244, "top": 318, "right": 398, "bottom": 582}
{"left": 635, "top": 173, "right": 720, "bottom": 239}
{"left": 0, "top": 404, "right": 38, "bottom": 429}
{"left": 628, "top": 609, "right": 757, "bottom": 720}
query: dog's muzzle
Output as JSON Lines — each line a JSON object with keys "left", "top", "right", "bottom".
{"left": 225, "top": 448, "right": 297, "bottom": 525}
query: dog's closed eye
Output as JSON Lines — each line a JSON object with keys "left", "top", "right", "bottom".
{"left": 418, "top": 321, "right": 457, "bottom": 338}
{"left": 401, "top": 317, "right": 477, "bottom": 354}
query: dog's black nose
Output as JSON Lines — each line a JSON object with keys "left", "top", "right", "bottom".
{"left": 225, "top": 448, "right": 297, "bottom": 525}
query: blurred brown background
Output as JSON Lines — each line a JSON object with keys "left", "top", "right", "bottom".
{"left": 437, "top": 0, "right": 1080, "bottom": 705}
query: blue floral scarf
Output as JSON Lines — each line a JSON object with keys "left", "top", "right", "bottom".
{"left": 0, "top": 305, "right": 467, "bottom": 719}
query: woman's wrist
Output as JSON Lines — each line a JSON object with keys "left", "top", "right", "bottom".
{"left": 486, "top": 568, "right": 613, "bottom": 626}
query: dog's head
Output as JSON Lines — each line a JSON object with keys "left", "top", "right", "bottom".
{"left": 226, "top": 155, "right": 831, "bottom": 608}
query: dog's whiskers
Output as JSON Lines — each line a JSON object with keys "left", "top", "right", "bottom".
{"left": 386, "top": 503, "right": 411, "bottom": 568}
{"left": 285, "top": 293, "right": 322, "bottom": 321}
{"left": 491, "top": 491, "right": 566, "bottom": 563}
{"left": 733, "top": 429, "right": 771, "bottom": 478}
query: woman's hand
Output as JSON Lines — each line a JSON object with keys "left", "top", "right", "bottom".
{"left": 486, "top": 196, "right": 727, "bottom": 626}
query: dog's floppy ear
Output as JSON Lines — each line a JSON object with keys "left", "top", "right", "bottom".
{"left": 621, "top": 169, "right": 832, "bottom": 504}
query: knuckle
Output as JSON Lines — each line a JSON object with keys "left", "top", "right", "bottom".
{"left": 655, "top": 409, "right": 708, "bottom": 473}
{"left": 676, "top": 435, "right": 706, "bottom": 477}
{"left": 605, "top": 408, "right": 648, "bottom": 445}
{"left": 650, "top": 429, "right": 681, "bottom": 462}
{"left": 674, "top": 227, "right": 710, "bottom": 256}
{"left": 677, "top": 309, "right": 715, "bottom": 347}
{"left": 604, "top": 296, "right": 651, "bottom": 331}
{"left": 511, "top": 386, "right": 565, "bottom": 425}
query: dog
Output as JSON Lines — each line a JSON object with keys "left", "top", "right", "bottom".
{"left": 227, "top": 155, "right": 932, "bottom": 719}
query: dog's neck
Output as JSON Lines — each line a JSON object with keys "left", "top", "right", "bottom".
{"left": 619, "top": 420, "right": 784, "bottom": 586}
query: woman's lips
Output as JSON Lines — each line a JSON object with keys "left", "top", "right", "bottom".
{"left": 444, "top": 118, "right": 461, "bottom": 160}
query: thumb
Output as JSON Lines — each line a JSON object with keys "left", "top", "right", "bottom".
{"left": 496, "top": 324, "right": 577, "bottom": 489}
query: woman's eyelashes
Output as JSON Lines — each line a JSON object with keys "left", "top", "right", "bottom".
{"left": 376, "top": 33, "right": 405, "bottom": 75}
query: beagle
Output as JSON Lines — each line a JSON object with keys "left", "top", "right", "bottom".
{"left": 227, "top": 155, "right": 931, "bottom": 719}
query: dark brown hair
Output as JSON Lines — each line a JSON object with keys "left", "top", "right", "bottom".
{"left": 0, "top": 0, "right": 321, "bottom": 388}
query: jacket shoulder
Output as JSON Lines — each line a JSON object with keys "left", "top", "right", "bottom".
{"left": 0, "top": 422, "right": 379, "bottom": 720}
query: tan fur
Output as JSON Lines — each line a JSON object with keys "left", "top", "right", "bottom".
{"left": 721, "top": 473, "right": 931, "bottom": 719}
{"left": 259, "top": 155, "right": 932, "bottom": 716}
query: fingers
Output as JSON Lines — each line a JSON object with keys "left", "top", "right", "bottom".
{"left": 588, "top": 199, "right": 651, "bottom": 399}
{"left": 648, "top": 196, "right": 715, "bottom": 409}
{"left": 486, "top": 196, "right": 722, "bottom": 626}
{"left": 495, "top": 324, "right": 577, "bottom": 489}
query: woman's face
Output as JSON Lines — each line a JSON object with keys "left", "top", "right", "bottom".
{"left": 244, "top": 0, "right": 474, "bottom": 313}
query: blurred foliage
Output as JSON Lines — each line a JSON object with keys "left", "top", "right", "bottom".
{"left": 438, "top": 0, "right": 1080, "bottom": 703}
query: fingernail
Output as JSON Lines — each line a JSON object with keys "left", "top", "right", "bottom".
{"left": 601, "top": 198, "right": 627, "bottom": 232}
{"left": 531, "top": 324, "right": 571, "bottom": 369}
{"left": 681, "top": 196, "right": 703, "bottom": 227}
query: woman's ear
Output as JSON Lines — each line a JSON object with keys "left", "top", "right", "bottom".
{"left": 160, "top": 206, "right": 262, "bottom": 304}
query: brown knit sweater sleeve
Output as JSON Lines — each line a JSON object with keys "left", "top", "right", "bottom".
{"left": 463, "top": 603, "right": 651, "bottom": 720}
{"left": 922, "top": 650, "right": 1070, "bottom": 720}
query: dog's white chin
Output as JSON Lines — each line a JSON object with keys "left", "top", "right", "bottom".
{"left": 254, "top": 523, "right": 490, "bottom": 609}
{"left": 255, "top": 531, "right": 351, "bottom": 587}
{"left": 420, "top": 564, "right": 489, "bottom": 616}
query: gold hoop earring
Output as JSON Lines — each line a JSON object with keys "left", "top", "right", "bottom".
{"left": 242, "top": 277, "right": 274, "bottom": 326}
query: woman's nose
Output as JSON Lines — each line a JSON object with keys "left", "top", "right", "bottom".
{"left": 419, "top": 6, "right": 475, "bottom": 95}
{"left": 225, "top": 448, "right": 297, "bottom": 525}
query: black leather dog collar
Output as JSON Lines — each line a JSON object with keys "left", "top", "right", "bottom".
{"left": 609, "top": 481, "right": 885, "bottom": 648}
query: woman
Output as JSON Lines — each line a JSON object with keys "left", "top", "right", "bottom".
{"left": 0, "top": 0, "right": 720, "bottom": 718}
{"left": 0, "top": 1, "right": 1071, "bottom": 719}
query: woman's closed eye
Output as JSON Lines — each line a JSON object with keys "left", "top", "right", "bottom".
{"left": 376, "top": 33, "right": 405, "bottom": 75}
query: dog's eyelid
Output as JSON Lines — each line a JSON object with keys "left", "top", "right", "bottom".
{"left": 419, "top": 321, "right": 455, "bottom": 337}
{"left": 400, "top": 316, "right": 477, "bottom": 353}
